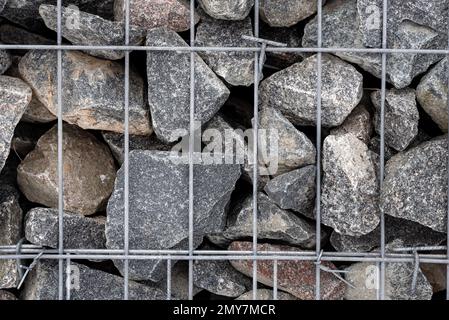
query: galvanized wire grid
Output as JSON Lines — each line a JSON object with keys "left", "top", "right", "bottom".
{"left": 0, "top": 0, "right": 448, "bottom": 300}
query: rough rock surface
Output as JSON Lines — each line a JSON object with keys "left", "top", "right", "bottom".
{"left": 0, "top": 24, "right": 55, "bottom": 47}
{"left": 106, "top": 151, "right": 241, "bottom": 281}
{"left": 0, "top": 49, "right": 11, "bottom": 75}
{"left": 260, "top": 54, "right": 363, "bottom": 127}
{"left": 19, "top": 50, "right": 151, "bottom": 135}
{"left": 330, "top": 103, "right": 373, "bottom": 145}
{"left": 260, "top": 0, "right": 323, "bottom": 27}
{"left": 17, "top": 124, "right": 117, "bottom": 216}
{"left": 224, "top": 193, "right": 317, "bottom": 248}
{"left": 369, "top": 136, "right": 397, "bottom": 161}
{"left": 421, "top": 264, "right": 447, "bottom": 293}
{"left": 236, "top": 289, "right": 297, "bottom": 300}
{"left": 259, "top": 107, "right": 316, "bottom": 176}
{"left": 303, "top": 0, "right": 445, "bottom": 89}
{"left": 199, "top": 0, "right": 253, "bottom": 20}
{"left": 114, "top": 0, "right": 198, "bottom": 32}
{"left": 417, "top": 57, "right": 448, "bottom": 132}
{"left": 381, "top": 137, "right": 448, "bottom": 233}
{"left": 147, "top": 28, "right": 229, "bottom": 143}
{"left": 371, "top": 89, "right": 419, "bottom": 152}
{"left": 0, "top": 290, "right": 17, "bottom": 300}
{"left": 22, "top": 261, "right": 167, "bottom": 300}
{"left": 0, "top": 185, "right": 22, "bottom": 289}
{"left": 330, "top": 216, "right": 446, "bottom": 253}
{"left": 264, "top": 165, "right": 316, "bottom": 219}
{"left": 0, "top": 75, "right": 32, "bottom": 172}
{"left": 195, "top": 14, "right": 255, "bottom": 86}
{"left": 229, "top": 242, "right": 346, "bottom": 300}
{"left": 39, "top": 5, "right": 145, "bottom": 60}
{"left": 322, "top": 133, "right": 379, "bottom": 236}
{"left": 25, "top": 208, "right": 106, "bottom": 249}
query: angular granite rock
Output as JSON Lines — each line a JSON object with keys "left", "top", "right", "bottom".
{"left": 259, "top": 107, "right": 316, "bottom": 175}
{"left": 0, "top": 185, "right": 22, "bottom": 289}
{"left": 39, "top": 5, "right": 145, "bottom": 60}
{"left": 260, "top": 54, "right": 363, "bottom": 127}
{"left": 224, "top": 193, "right": 317, "bottom": 248}
{"left": 264, "top": 165, "right": 316, "bottom": 219}
{"left": 330, "top": 103, "right": 373, "bottom": 145}
{"left": 17, "top": 124, "right": 117, "bottom": 216}
{"left": 114, "top": 0, "right": 198, "bottom": 32}
{"left": 260, "top": 0, "right": 323, "bottom": 27}
{"left": 236, "top": 289, "right": 297, "bottom": 300}
{"left": 193, "top": 259, "right": 251, "bottom": 297}
{"left": 199, "top": 0, "right": 253, "bottom": 20}
{"left": 195, "top": 14, "right": 255, "bottom": 86}
{"left": 19, "top": 50, "right": 151, "bottom": 135}
{"left": 303, "top": 0, "right": 445, "bottom": 89}
{"left": 322, "top": 133, "right": 379, "bottom": 236}
{"left": 417, "top": 57, "right": 448, "bottom": 132}
{"left": 0, "top": 75, "right": 32, "bottom": 172}
{"left": 147, "top": 28, "right": 229, "bottom": 143}
{"left": 25, "top": 208, "right": 106, "bottom": 249}
{"left": 0, "top": 290, "right": 17, "bottom": 300}
{"left": 22, "top": 261, "right": 167, "bottom": 300}
{"left": 330, "top": 216, "right": 446, "bottom": 253}
{"left": 106, "top": 151, "right": 241, "bottom": 281}
{"left": 371, "top": 89, "right": 419, "bottom": 152}
{"left": 229, "top": 242, "right": 345, "bottom": 300}
{"left": 381, "top": 137, "right": 448, "bottom": 233}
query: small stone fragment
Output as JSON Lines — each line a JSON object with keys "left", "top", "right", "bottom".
{"left": 264, "top": 165, "right": 316, "bottom": 219}
{"left": 229, "top": 241, "right": 345, "bottom": 300}
{"left": 147, "top": 28, "right": 229, "bottom": 143}
{"left": 322, "top": 133, "right": 379, "bottom": 236}
{"left": 417, "top": 57, "right": 448, "bottom": 132}
{"left": 17, "top": 124, "right": 117, "bottom": 216}
{"left": 19, "top": 50, "right": 151, "bottom": 135}
{"left": 25, "top": 208, "right": 106, "bottom": 249}
{"left": 106, "top": 151, "right": 241, "bottom": 281}
{"left": 195, "top": 14, "right": 255, "bottom": 86}
{"left": 260, "top": 54, "right": 363, "bottom": 127}
{"left": 224, "top": 193, "right": 317, "bottom": 248}
{"left": 236, "top": 289, "right": 297, "bottom": 300}
{"left": 0, "top": 75, "right": 32, "bottom": 172}
{"left": 381, "top": 137, "right": 448, "bottom": 233}
{"left": 330, "top": 103, "right": 373, "bottom": 145}
{"left": 0, "top": 290, "right": 17, "bottom": 300}
{"left": 199, "top": 0, "right": 253, "bottom": 20}
{"left": 371, "top": 88, "right": 419, "bottom": 151}
{"left": 114, "top": 0, "right": 199, "bottom": 32}
{"left": 260, "top": 0, "right": 324, "bottom": 27}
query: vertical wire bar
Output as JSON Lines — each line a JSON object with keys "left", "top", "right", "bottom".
{"left": 65, "top": 254, "right": 71, "bottom": 300}
{"left": 166, "top": 258, "right": 172, "bottom": 300}
{"left": 315, "top": 0, "right": 323, "bottom": 301}
{"left": 446, "top": 1, "right": 449, "bottom": 301}
{"left": 56, "top": 0, "right": 64, "bottom": 301}
{"left": 378, "top": 0, "right": 388, "bottom": 300}
{"left": 123, "top": 0, "right": 131, "bottom": 300}
{"left": 188, "top": 0, "right": 195, "bottom": 300}
{"left": 252, "top": 0, "right": 260, "bottom": 301}
{"left": 272, "top": 260, "right": 278, "bottom": 300}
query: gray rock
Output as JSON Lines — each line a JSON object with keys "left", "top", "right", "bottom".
{"left": 22, "top": 261, "right": 167, "bottom": 300}
{"left": 322, "top": 133, "right": 379, "bottom": 236}
{"left": 106, "top": 151, "right": 241, "bottom": 281}
{"left": 0, "top": 75, "right": 32, "bottom": 172}
{"left": 193, "top": 259, "right": 251, "bottom": 297}
{"left": 102, "top": 131, "right": 174, "bottom": 165}
{"left": 369, "top": 136, "right": 397, "bottom": 161}
{"left": 195, "top": 14, "right": 255, "bottom": 86}
{"left": 371, "top": 89, "right": 419, "bottom": 152}
{"left": 19, "top": 50, "right": 151, "bottom": 135}
{"left": 417, "top": 57, "right": 448, "bottom": 132}
{"left": 199, "top": 0, "right": 253, "bottom": 20}
{"left": 303, "top": 0, "right": 445, "bottom": 89}
{"left": 39, "top": 5, "right": 145, "bottom": 60}
{"left": 259, "top": 107, "right": 316, "bottom": 176}
{"left": 114, "top": 0, "right": 198, "bottom": 32}
{"left": 260, "top": 54, "right": 363, "bottom": 127}
{"left": 17, "top": 124, "right": 117, "bottom": 216}
{"left": 0, "top": 290, "right": 17, "bottom": 300}
{"left": 381, "top": 137, "right": 448, "bottom": 233}
{"left": 236, "top": 289, "right": 298, "bottom": 300}
{"left": 25, "top": 208, "right": 106, "bottom": 250}
{"left": 264, "top": 165, "right": 316, "bottom": 219}
{"left": 0, "top": 185, "right": 22, "bottom": 289}
{"left": 0, "top": 49, "right": 11, "bottom": 75}
{"left": 260, "top": 0, "right": 324, "bottom": 27}
{"left": 146, "top": 28, "right": 229, "bottom": 143}
{"left": 224, "top": 193, "right": 317, "bottom": 248}
{"left": 330, "top": 103, "right": 373, "bottom": 145}
{"left": 330, "top": 216, "right": 446, "bottom": 253}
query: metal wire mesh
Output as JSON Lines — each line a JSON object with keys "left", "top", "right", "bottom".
{"left": 0, "top": 0, "right": 448, "bottom": 301}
